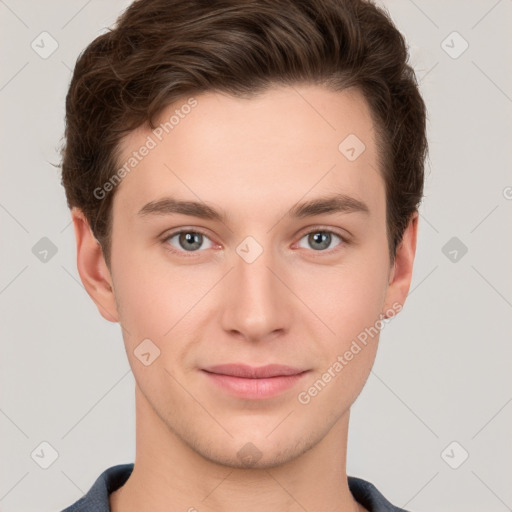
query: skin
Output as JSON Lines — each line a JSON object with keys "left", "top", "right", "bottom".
{"left": 72, "top": 84, "right": 418, "bottom": 512}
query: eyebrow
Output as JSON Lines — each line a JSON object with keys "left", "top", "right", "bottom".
{"left": 137, "top": 193, "right": 370, "bottom": 222}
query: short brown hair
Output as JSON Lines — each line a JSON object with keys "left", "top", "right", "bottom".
{"left": 60, "top": 0, "right": 428, "bottom": 268}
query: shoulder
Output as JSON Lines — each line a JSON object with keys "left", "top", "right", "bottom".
{"left": 59, "top": 463, "right": 134, "bottom": 512}
{"left": 348, "top": 476, "right": 413, "bottom": 512}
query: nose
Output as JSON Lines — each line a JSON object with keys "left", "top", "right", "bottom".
{"left": 220, "top": 239, "right": 292, "bottom": 343}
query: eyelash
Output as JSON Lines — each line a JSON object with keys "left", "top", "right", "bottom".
{"left": 161, "top": 227, "right": 349, "bottom": 258}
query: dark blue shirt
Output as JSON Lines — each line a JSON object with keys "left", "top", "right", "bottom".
{"left": 61, "top": 463, "right": 412, "bottom": 512}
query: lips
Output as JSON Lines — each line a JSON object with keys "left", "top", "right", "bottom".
{"left": 202, "top": 364, "right": 306, "bottom": 378}
{"left": 201, "top": 364, "right": 309, "bottom": 399}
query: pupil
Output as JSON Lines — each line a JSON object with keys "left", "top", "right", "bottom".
{"left": 181, "top": 232, "right": 201, "bottom": 250}
{"left": 310, "top": 232, "right": 330, "bottom": 250}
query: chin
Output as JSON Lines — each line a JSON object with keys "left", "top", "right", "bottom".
{"left": 184, "top": 428, "right": 319, "bottom": 470}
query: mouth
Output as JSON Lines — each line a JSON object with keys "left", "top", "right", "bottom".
{"left": 201, "top": 364, "right": 310, "bottom": 400}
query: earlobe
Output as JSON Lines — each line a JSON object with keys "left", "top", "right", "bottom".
{"left": 71, "top": 207, "right": 120, "bottom": 323}
{"left": 382, "top": 211, "right": 419, "bottom": 317}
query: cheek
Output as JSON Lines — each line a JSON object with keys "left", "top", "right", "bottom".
{"left": 111, "top": 246, "right": 215, "bottom": 347}
{"left": 111, "top": 247, "right": 169, "bottom": 341}
{"left": 293, "top": 259, "right": 387, "bottom": 411}
{"left": 296, "top": 252, "right": 388, "bottom": 348}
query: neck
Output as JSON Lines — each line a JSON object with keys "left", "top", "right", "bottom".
{"left": 110, "top": 384, "right": 366, "bottom": 512}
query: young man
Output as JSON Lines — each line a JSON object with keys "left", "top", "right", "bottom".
{"left": 59, "top": 0, "right": 427, "bottom": 510}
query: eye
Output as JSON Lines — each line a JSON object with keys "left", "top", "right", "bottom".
{"left": 163, "top": 229, "right": 214, "bottom": 254}
{"left": 296, "top": 229, "right": 345, "bottom": 252}
{"left": 162, "top": 227, "right": 348, "bottom": 257}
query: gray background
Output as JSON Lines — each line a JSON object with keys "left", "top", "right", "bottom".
{"left": 1, "top": 1, "right": 511, "bottom": 511}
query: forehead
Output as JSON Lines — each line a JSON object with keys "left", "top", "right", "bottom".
{"left": 113, "top": 84, "right": 384, "bottom": 223}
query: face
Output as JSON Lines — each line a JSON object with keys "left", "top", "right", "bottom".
{"left": 84, "top": 84, "right": 411, "bottom": 468}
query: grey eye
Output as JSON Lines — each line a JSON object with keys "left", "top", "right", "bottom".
{"left": 298, "top": 231, "right": 342, "bottom": 251}
{"left": 166, "top": 231, "right": 213, "bottom": 252}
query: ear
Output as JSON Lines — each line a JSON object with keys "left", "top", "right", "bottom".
{"left": 382, "top": 211, "right": 419, "bottom": 317}
{"left": 71, "top": 207, "right": 120, "bottom": 323}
